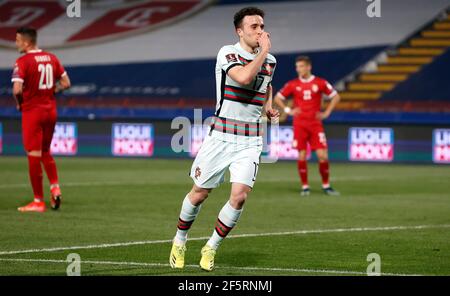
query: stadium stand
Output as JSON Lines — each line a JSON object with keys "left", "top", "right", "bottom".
{"left": 336, "top": 8, "right": 450, "bottom": 117}
{"left": 0, "top": 0, "right": 449, "bottom": 123}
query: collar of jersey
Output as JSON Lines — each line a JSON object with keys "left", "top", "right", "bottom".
{"left": 27, "top": 49, "right": 42, "bottom": 54}
{"left": 235, "top": 42, "right": 258, "bottom": 59}
{"left": 299, "top": 75, "right": 315, "bottom": 83}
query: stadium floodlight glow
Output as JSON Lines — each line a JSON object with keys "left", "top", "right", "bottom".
{"left": 433, "top": 129, "right": 450, "bottom": 164}
{"left": 348, "top": 127, "right": 394, "bottom": 162}
{"left": 50, "top": 122, "right": 78, "bottom": 156}
{"left": 112, "top": 123, "right": 154, "bottom": 157}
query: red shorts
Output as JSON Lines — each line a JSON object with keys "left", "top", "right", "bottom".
{"left": 293, "top": 123, "right": 328, "bottom": 151}
{"left": 22, "top": 108, "right": 57, "bottom": 152}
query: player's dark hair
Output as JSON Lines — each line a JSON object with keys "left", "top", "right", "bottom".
{"left": 296, "top": 56, "right": 312, "bottom": 65}
{"left": 16, "top": 27, "right": 37, "bottom": 44}
{"left": 233, "top": 7, "right": 265, "bottom": 29}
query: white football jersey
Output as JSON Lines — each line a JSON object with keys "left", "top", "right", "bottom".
{"left": 210, "top": 42, "right": 276, "bottom": 144}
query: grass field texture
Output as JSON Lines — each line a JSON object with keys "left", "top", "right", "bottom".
{"left": 0, "top": 156, "right": 449, "bottom": 275}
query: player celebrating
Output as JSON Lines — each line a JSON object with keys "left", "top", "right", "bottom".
{"left": 274, "top": 56, "right": 340, "bottom": 196}
{"left": 12, "top": 27, "right": 71, "bottom": 212}
{"left": 169, "top": 7, "right": 278, "bottom": 271}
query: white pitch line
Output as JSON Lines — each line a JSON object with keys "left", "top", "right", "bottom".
{"left": 0, "top": 224, "right": 449, "bottom": 256}
{"left": 0, "top": 258, "right": 423, "bottom": 276}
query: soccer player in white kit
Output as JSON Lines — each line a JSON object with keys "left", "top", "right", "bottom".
{"left": 169, "top": 7, "right": 279, "bottom": 271}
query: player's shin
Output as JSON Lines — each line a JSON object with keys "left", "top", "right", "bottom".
{"left": 41, "top": 151, "right": 59, "bottom": 186}
{"left": 206, "top": 201, "right": 243, "bottom": 250}
{"left": 297, "top": 160, "right": 309, "bottom": 188}
{"left": 319, "top": 161, "right": 330, "bottom": 188}
{"left": 174, "top": 194, "right": 202, "bottom": 245}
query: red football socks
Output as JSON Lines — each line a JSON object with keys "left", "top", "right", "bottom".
{"left": 297, "top": 160, "right": 308, "bottom": 188}
{"left": 27, "top": 155, "right": 43, "bottom": 201}
{"left": 41, "top": 151, "right": 59, "bottom": 185}
{"left": 319, "top": 161, "right": 330, "bottom": 188}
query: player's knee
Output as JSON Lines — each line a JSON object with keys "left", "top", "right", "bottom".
{"left": 317, "top": 155, "right": 328, "bottom": 162}
{"left": 317, "top": 150, "right": 328, "bottom": 162}
{"left": 298, "top": 151, "right": 307, "bottom": 161}
{"left": 189, "top": 186, "right": 211, "bottom": 205}
{"left": 230, "top": 191, "right": 248, "bottom": 209}
{"left": 27, "top": 150, "right": 42, "bottom": 157}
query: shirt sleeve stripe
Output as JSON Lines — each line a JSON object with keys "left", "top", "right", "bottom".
{"left": 225, "top": 63, "right": 242, "bottom": 74}
{"left": 11, "top": 78, "right": 24, "bottom": 83}
{"left": 329, "top": 90, "right": 338, "bottom": 98}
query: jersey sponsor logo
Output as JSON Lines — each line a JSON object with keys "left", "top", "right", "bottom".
{"left": 348, "top": 127, "right": 394, "bottom": 162}
{"left": 50, "top": 122, "right": 77, "bottom": 156}
{"left": 0, "top": 0, "right": 212, "bottom": 49}
{"left": 433, "top": 129, "right": 450, "bottom": 164}
{"left": 112, "top": 123, "right": 154, "bottom": 157}
{"left": 225, "top": 53, "right": 238, "bottom": 63}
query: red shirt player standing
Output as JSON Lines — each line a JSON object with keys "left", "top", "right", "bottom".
{"left": 12, "top": 27, "right": 71, "bottom": 212}
{"left": 274, "top": 56, "right": 340, "bottom": 196}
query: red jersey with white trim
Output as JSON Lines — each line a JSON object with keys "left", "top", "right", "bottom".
{"left": 278, "top": 75, "right": 337, "bottom": 125}
{"left": 11, "top": 49, "right": 66, "bottom": 112}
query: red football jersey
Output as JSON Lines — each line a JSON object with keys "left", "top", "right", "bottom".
{"left": 11, "top": 49, "right": 66, "bottom": 112}
{"left": 278, "top": 75, "right": 337, "bottom": 125}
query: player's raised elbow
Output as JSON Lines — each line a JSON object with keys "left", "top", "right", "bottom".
{"left": 228, "top": 67, "right": 253, "bottom": 85}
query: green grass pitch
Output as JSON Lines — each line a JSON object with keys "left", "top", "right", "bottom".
{"left": 0, "top": 156, "right": 449, "bottom": 275}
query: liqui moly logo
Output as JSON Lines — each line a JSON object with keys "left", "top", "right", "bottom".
{"left": 51, "top": 122, "right": 77, "bottom": 155}
{"left": 112, "top": 123, "right": 154, "bottom": 157}
{"left": 433, "top": 129, "right": 450, "bottom": 164}
{"left": 349, "top": 127, "right": 394, "bottom": 162}
{"left": 269, "top": 126, "right": 310, "bottom": 160}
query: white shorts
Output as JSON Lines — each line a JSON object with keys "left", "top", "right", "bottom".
{"left": 190, "top": 135, "right": 263, "bottom": 189}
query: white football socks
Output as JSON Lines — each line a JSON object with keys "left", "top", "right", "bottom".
{"left": 207, "top": 201, "right": 243, "bottom": 250}
{"left": 174, "top": 194, "right": 202, "bottom": 245}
